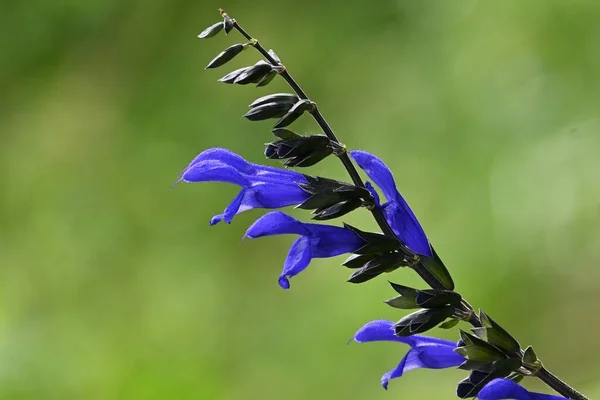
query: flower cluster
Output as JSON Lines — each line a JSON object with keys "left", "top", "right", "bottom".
{"left": 180, "top": 9, "right": 586, "bottom": 400}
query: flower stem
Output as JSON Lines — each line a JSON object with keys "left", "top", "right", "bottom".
{"left": 226, "top": 11, "right": 588, "bottom": 400}
{"left": 537, "top": 367, "right": 588, "bottom": 400}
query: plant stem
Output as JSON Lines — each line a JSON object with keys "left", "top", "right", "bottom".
{"left": 226, "top": 11, "right": 588, "bottom": 400}
{"left": 537, "top": 367, "right": 588, "bottom": 400}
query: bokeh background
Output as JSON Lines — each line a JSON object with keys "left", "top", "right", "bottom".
{"left": 2, "top": 0, "right": 600, "bottom": 399}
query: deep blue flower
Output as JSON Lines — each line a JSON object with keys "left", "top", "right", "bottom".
{"left": 479, "top": 379, "right": 567, "bottom": 400}
{"left": 350, "top": 150, "right": 432, "bottom": 257}
{"left": 245, "top": 211, "right": 365, "bottom": 289}
{"left": 353, "top": 319, "right": 464, "bottom": 389}
{"left": 179, "top": 148, "right": 310, "bottom": 225}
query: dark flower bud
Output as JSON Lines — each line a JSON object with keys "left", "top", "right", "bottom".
{"left": 385, "top": 282, "right": 462, "bottom": 309}
{"left": 474, "top": 311, "right": 521, "bottom": 355}
{"left": 438, "top": 319, "right": 460, "bottom": 329}
{"left": 394, "top": 306, "right": 455, "bottom": 336}
{"left": 265, "top": 133, "right": 333, "bottom": 167}
{"left": 256, "top": 70, "right": 278, "bottom": 87}
{"left": 218, "top": 67, "right": 250, "bottom": 84}
{"left": 244, "top": 102, "right": 294, "bottom": 121}
{"left": 419, "top": 246, "right": 455, "bottom": 291}
{"left": 234, "top": 61, "right": 274, "bottom": 85}
{"left": 454, "top": 330, "right": 506, "bottom": 362}
{"left": 250, "top": 94, "right": 299, "bottom": 108}
{"left": 459, "top": 359, "right": 496, "bottom": 373}
{"left": 198, "top": 21, "right": 224, "bottom": 39}
{"left": 343, "top": 254, "right": 377, "bottom": 269}
{"left": 223, "top": 14, "right": 235, "bottom": 34}
{"left": 206, "top": 43, "right": 247, "bottom": 69}
{"left": 384, "top": 283, "right": 419, "bottom": 308}
{"left": 273, "top": 99, "right": 316, "bottom": 128}
{"left": 344, "top": 224, "right": 405, "bottom": 255}
{"left": 296, "top": 175, "right": 372, "bottom": 220}
{"left": 312, "top": 198, "right": 363, "bottom": 220}
{"left": 415, "top": 289, "right": 462, "bottom": 308}
{"left": 347, "top": 252, "right": 408, "bottom": 283}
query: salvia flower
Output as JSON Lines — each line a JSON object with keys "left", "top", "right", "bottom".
{"left": 478, "top": 379, "right": 567, "bottom": 400}
{"left": 353, "top": 319, "right": 464, "bottom": 389}
{"left": 350, "top": 150, "right": 431, "bottom": 257}
{"left": 245, "top": 211, "right": 366, "bottom": 288}
{"left": 179, "top": 148, "right": 309, "bottom": 225}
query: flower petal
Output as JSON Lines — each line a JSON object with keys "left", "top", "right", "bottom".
{"left": 245, "top": 211, "right": 311, "bottom": 238}
{"left": 279, "top": 237, "right": 312, "bottom": 289}
{"left": 353, "top": 320, "right": 413, "bottom": 345}
{"left": 350, "top": 150, "right": 431, "bottom": 256}
{"left": 209, "top": 189, "right": 247, "bottom": 225}
{"left": 350, "top": 150, "right": 398, "bottom": 203}
{"left": 182, "top": 160, "right": 249, "bottom": 186}
{"left": 353, "top": 320, "right": 459, "bottom": 348}
{"left": 381, "top": 350, "right": 416, "bottom": 389}
{"left": 478, "top": 379, "right": 567, "bottom": 400}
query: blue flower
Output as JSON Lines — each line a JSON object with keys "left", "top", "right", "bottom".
{"left": 350, "top": 151, "right": 431, "bottom": 257}
{"left": 353, "top": 319, "right": 464, "bottom": 389}
{"left": 478, "top": 379, "right": 567, "bottom": 400}
{"left": 179, "top": 148, "right": 310, "bottom": 225}
{"left": 245, "top": 211, "right": 365, "bottom": 289}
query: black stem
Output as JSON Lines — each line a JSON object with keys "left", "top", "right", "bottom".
{"left": 226, "top": 11, "right": 588, "bottom": 400}
{"left": 537, "top": 368, "right": 588, "bottom": 400}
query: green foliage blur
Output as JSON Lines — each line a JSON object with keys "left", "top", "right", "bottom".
{"left": 2, "top": 1, "right": 600, "bottom": 399}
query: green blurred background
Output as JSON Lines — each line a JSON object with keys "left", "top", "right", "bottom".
{"left": 2, "top": 0, "right": 600, "bottom": 398}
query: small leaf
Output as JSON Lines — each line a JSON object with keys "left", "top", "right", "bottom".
{"left": 415, "top": 290, "right": 462, "bottom": 308}
{"left": 268, "top": 49, "right": 281, "bottom": 64}
{"left": 206, "top": 44, "right": 245, "bottom": 69}
{"left": 439, "top": 319, "right": 460, "bottom": 329}
{"left": 343, "top": 224, "right": 403, "bottom": 255}
{"left": 223, "top": 15, "right": 235, "bottom": 34}
{"left": 522, "top": 346, "right": 538, "bottom": 364}
{"left": 389, "top": 282, "right": 417, "bottom": 297}
{"left": 256, "top": 70, "right": 277, "bottom": 87}
{"left": 273, "top": 99, "right": 315, "bottom": 129}
{"left": 312, "top": 198, "right": 362, "bottom": 220}
{"left": 272, "top": 128, "right": 302, "bottom": 140}
{"left": 234, "top": 61, "right": 273, "bottom": 85}
{"left": 419, "top": 246, "right": 454, "bottom": 291}
{"left": 218, "top": 67, "right": 249, "bottom": 84}
{"left": 394, "top": 306, "right": 454, "bottom": 336}
{"left": 347, "top": 253, "right": 407, "bottom": 284}
{"left": 385, "top": 291, "right": 418, "bottom": 309}
{"left": 343, "top": 254, "right": 377, "bottom": 269}
{"left": 478, "top": 311, "right": 521, "bottom": 355}
{"left": 244, "top": 102, "right": 294, "bottom": 121}
{"left": 250, "top": 93, "right": 299, "bottom": 108}
{"left": 458, "top": 359, "right": 494, "bottom": 373}
{"left": 454, "top": 331, "right": 507, "bottom": 362}
{"left": 479, "top": 310, "right": 492, "bottom": 328}
{"left": 198, "top": 22, "right": 224, "bottom": 39}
